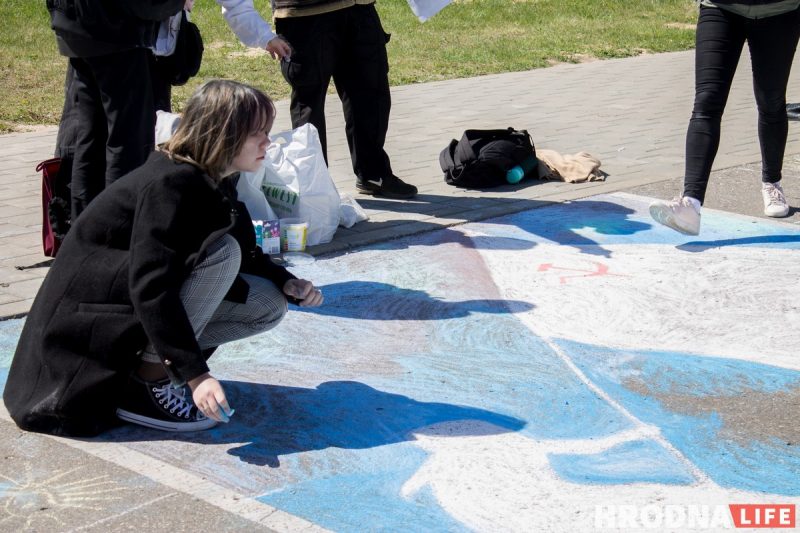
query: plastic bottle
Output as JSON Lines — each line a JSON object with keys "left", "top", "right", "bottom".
{"left": 506, "top": 155, "right": 538, "bottom": 184}
{"left": 252, "top": 220, "right": 264, "bottom": 250}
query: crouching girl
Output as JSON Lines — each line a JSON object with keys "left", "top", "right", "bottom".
{"left": 4, "top": 80, "right": 323, "bottom": 436}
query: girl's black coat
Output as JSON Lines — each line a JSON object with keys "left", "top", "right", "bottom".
{"left": 3, "top": 152, "right": 294, "bottom": 437}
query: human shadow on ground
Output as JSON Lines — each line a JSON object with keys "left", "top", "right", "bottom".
{"left": 100, "top": 380, "right": 526, "bottom": 468}
{"left": 294, "top": 281, "right": 533, "bottom": 320}
{"left": 350, "top": 195, "right": 650, "bottom": 258}
{"left": 343, "top": 218, "right": 538, "bottom": 252}
{"left": 676, "top": 234, "right": 800, "bottom": 252}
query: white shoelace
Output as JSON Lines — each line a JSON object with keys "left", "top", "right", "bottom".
{"left": 153, "top": 383, "right": 193, "bottom": 418}
{"left": 667, "top": 197, "right": 692, "bottom": 211}
{"left": 764, "top": 184, "right": 786, "bottom": 206}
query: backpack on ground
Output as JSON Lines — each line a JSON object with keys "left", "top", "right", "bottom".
{"left": 439, "top": 128, "right": 536, "bottom": 188}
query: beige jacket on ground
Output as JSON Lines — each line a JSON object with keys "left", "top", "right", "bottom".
{"left": 536, "top": 149, "right": 604, "bottom": 183}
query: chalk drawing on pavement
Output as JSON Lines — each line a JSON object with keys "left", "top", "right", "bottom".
{"left": 0, "top": 466, "right": 126, "bottom": 529}
{"left": 0, "top": 192, "right": 798, "bottom": 531}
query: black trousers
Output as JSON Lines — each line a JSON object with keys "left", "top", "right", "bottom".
{"left": 276, "top": 4, "right": 393, "bottom": 181}
{"left": 150, "top": 52, "right": 173, "bottom": 113}
{"left": 60, "top": 48, "right": 155, "bottom": 219}
{"left": 684, "top": 6, "right": 800, "bottom": 203}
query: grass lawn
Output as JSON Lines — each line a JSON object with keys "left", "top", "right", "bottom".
{"left": 0, "top": 0, "right": 697, "bottom": 134}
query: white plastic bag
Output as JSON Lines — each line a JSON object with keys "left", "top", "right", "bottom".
{"left": 237, "top": 170, "right": 278, "bottom": 222}
{"left": 406, "top": 0, "right": 453, "bottom": 21}
{"left": 242, "top": 124, "right": 339, "bottom": 246}
{"left": 155, "top": 110, "right": 181, "bottom": 145}
{"left": 339, "top": 192, "right": 369, "bottom": 228}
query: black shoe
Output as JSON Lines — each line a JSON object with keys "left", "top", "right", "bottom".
{"left": 787, "top": 103, "right": 800, "bottom": 121}
{"left": 116, "top": 375, "right": 217, "bottom": 432}
{"left": 356, "top": 175, "right": 418, "bottom": 199}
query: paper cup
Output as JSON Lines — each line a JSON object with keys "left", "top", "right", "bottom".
{"left": 280, "top": 218, "right": 308, "bottom": 252}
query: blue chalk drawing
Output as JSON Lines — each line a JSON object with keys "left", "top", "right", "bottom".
{"left": 0, "top": 319, "right": 22, "bottom": 368}
{"left": 559, "top": 338, "right": 800, "bottom": 495}
{"left": 2, "top": 192, "right": 799, "bottom": 530}
{"left": 549, "top": 439, "right": 696, "bottom": 486}
{"left": 0, "top": 318, "right": 18, "bottom": 392}
{"left": 259, "top": 445, "right": 470, "bottom": 533}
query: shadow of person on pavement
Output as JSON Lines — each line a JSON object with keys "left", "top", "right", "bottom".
{"left": 293, "top": 281, "right": 533, "bottom": 320}
{"left": 99, "top": 380, "right": 526, "bottom": 468}
{"left": 351, "top": 196, "right": 650, "bottom": 258}
{"left": 676, "top": 234, "right": 800, "bottom": 252}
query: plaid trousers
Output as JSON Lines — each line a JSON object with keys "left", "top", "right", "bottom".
{"left": 141, "top": 234, "right": 288, "bottom": 364}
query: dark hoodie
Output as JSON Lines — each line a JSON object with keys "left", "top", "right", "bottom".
{"left": 46, "top": 0, "right": 183, "bottom": 57}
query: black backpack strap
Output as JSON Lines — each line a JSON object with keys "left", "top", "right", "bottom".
{"left": 439, "top": 139, "right": 458, "bottom": 173}
{"left": 440, "top": 139, "right": 468, "bottom": 184}
{"left": 454, "top": 131, "right": 482, "bottom": 167}
{"left": 517, "top": 129, "right": 535, "bottom": 155}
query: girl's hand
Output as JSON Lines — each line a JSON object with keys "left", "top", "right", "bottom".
{"left": 283, "top": 279, "right": 324, "bottom": 307}
{"left": 188, "top": 373, "right": 232, "bottom": 422}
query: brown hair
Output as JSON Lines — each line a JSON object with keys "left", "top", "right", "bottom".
{"left": 162, "top": 79, "right": 275, "bottom": 180}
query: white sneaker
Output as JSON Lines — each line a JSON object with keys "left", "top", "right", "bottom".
{"left": 649, "top": 197, "right": 701, "bottom": 236}
{"left": 762, "top": 182, "right": 790, "bottom": 218}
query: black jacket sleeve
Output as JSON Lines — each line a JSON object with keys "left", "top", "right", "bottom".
{"left": 218, "top": 176, "right": 297, "bottom": 303}
{"left": 119, "top": 0, "right": 184, "bottom": 21}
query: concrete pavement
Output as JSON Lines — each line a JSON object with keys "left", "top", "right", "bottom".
{"left": 2, "top": 49, "right": 800, "bottom": 319}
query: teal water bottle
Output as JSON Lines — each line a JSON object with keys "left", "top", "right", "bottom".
{"left": 506, "top": 155, "right": 538, "bottom": 184}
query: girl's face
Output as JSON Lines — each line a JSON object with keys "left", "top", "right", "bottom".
{"left": 231, "top": 126, "right": 272, "bottom": 173}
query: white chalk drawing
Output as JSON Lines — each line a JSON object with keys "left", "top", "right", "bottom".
{"left": 0, "top": 465, "right": 125, "bottom": 529}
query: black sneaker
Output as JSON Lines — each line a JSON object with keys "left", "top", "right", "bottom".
{"left": 116, "top": 375, "right": 217, "bottom": 432}
{"left": 356, "top": 175, "right": 418, "bottom": 199}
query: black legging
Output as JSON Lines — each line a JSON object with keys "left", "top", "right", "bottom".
{"left": 683, "top": 6, "right": 800, "bottom": 203}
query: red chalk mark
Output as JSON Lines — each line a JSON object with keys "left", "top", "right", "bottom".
{"left": 537, "top": 262, "right": 629, "bottom": 284}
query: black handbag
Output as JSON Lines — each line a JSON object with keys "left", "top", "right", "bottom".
{"left": 153, "top": 10, "right": 204, "bottom": 86}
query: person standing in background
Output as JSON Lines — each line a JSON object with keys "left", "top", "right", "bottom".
{"left": 649, "top": 0, "right": 800, "bottom": 235}
{"left": 51, "top": 0, "right": 295, "bottom": 223}
{"left": 150, "top": 0, "right": 198, "bottom": 113}
{"left": 49, "top": 1, "right": 185, "bottom": 220}
{"left": 218, "top": 0, "right": 418, "bottom": 199}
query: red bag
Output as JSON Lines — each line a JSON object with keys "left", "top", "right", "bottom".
{"left": 37, "top": 158, "right": 71, "bottom": 257}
